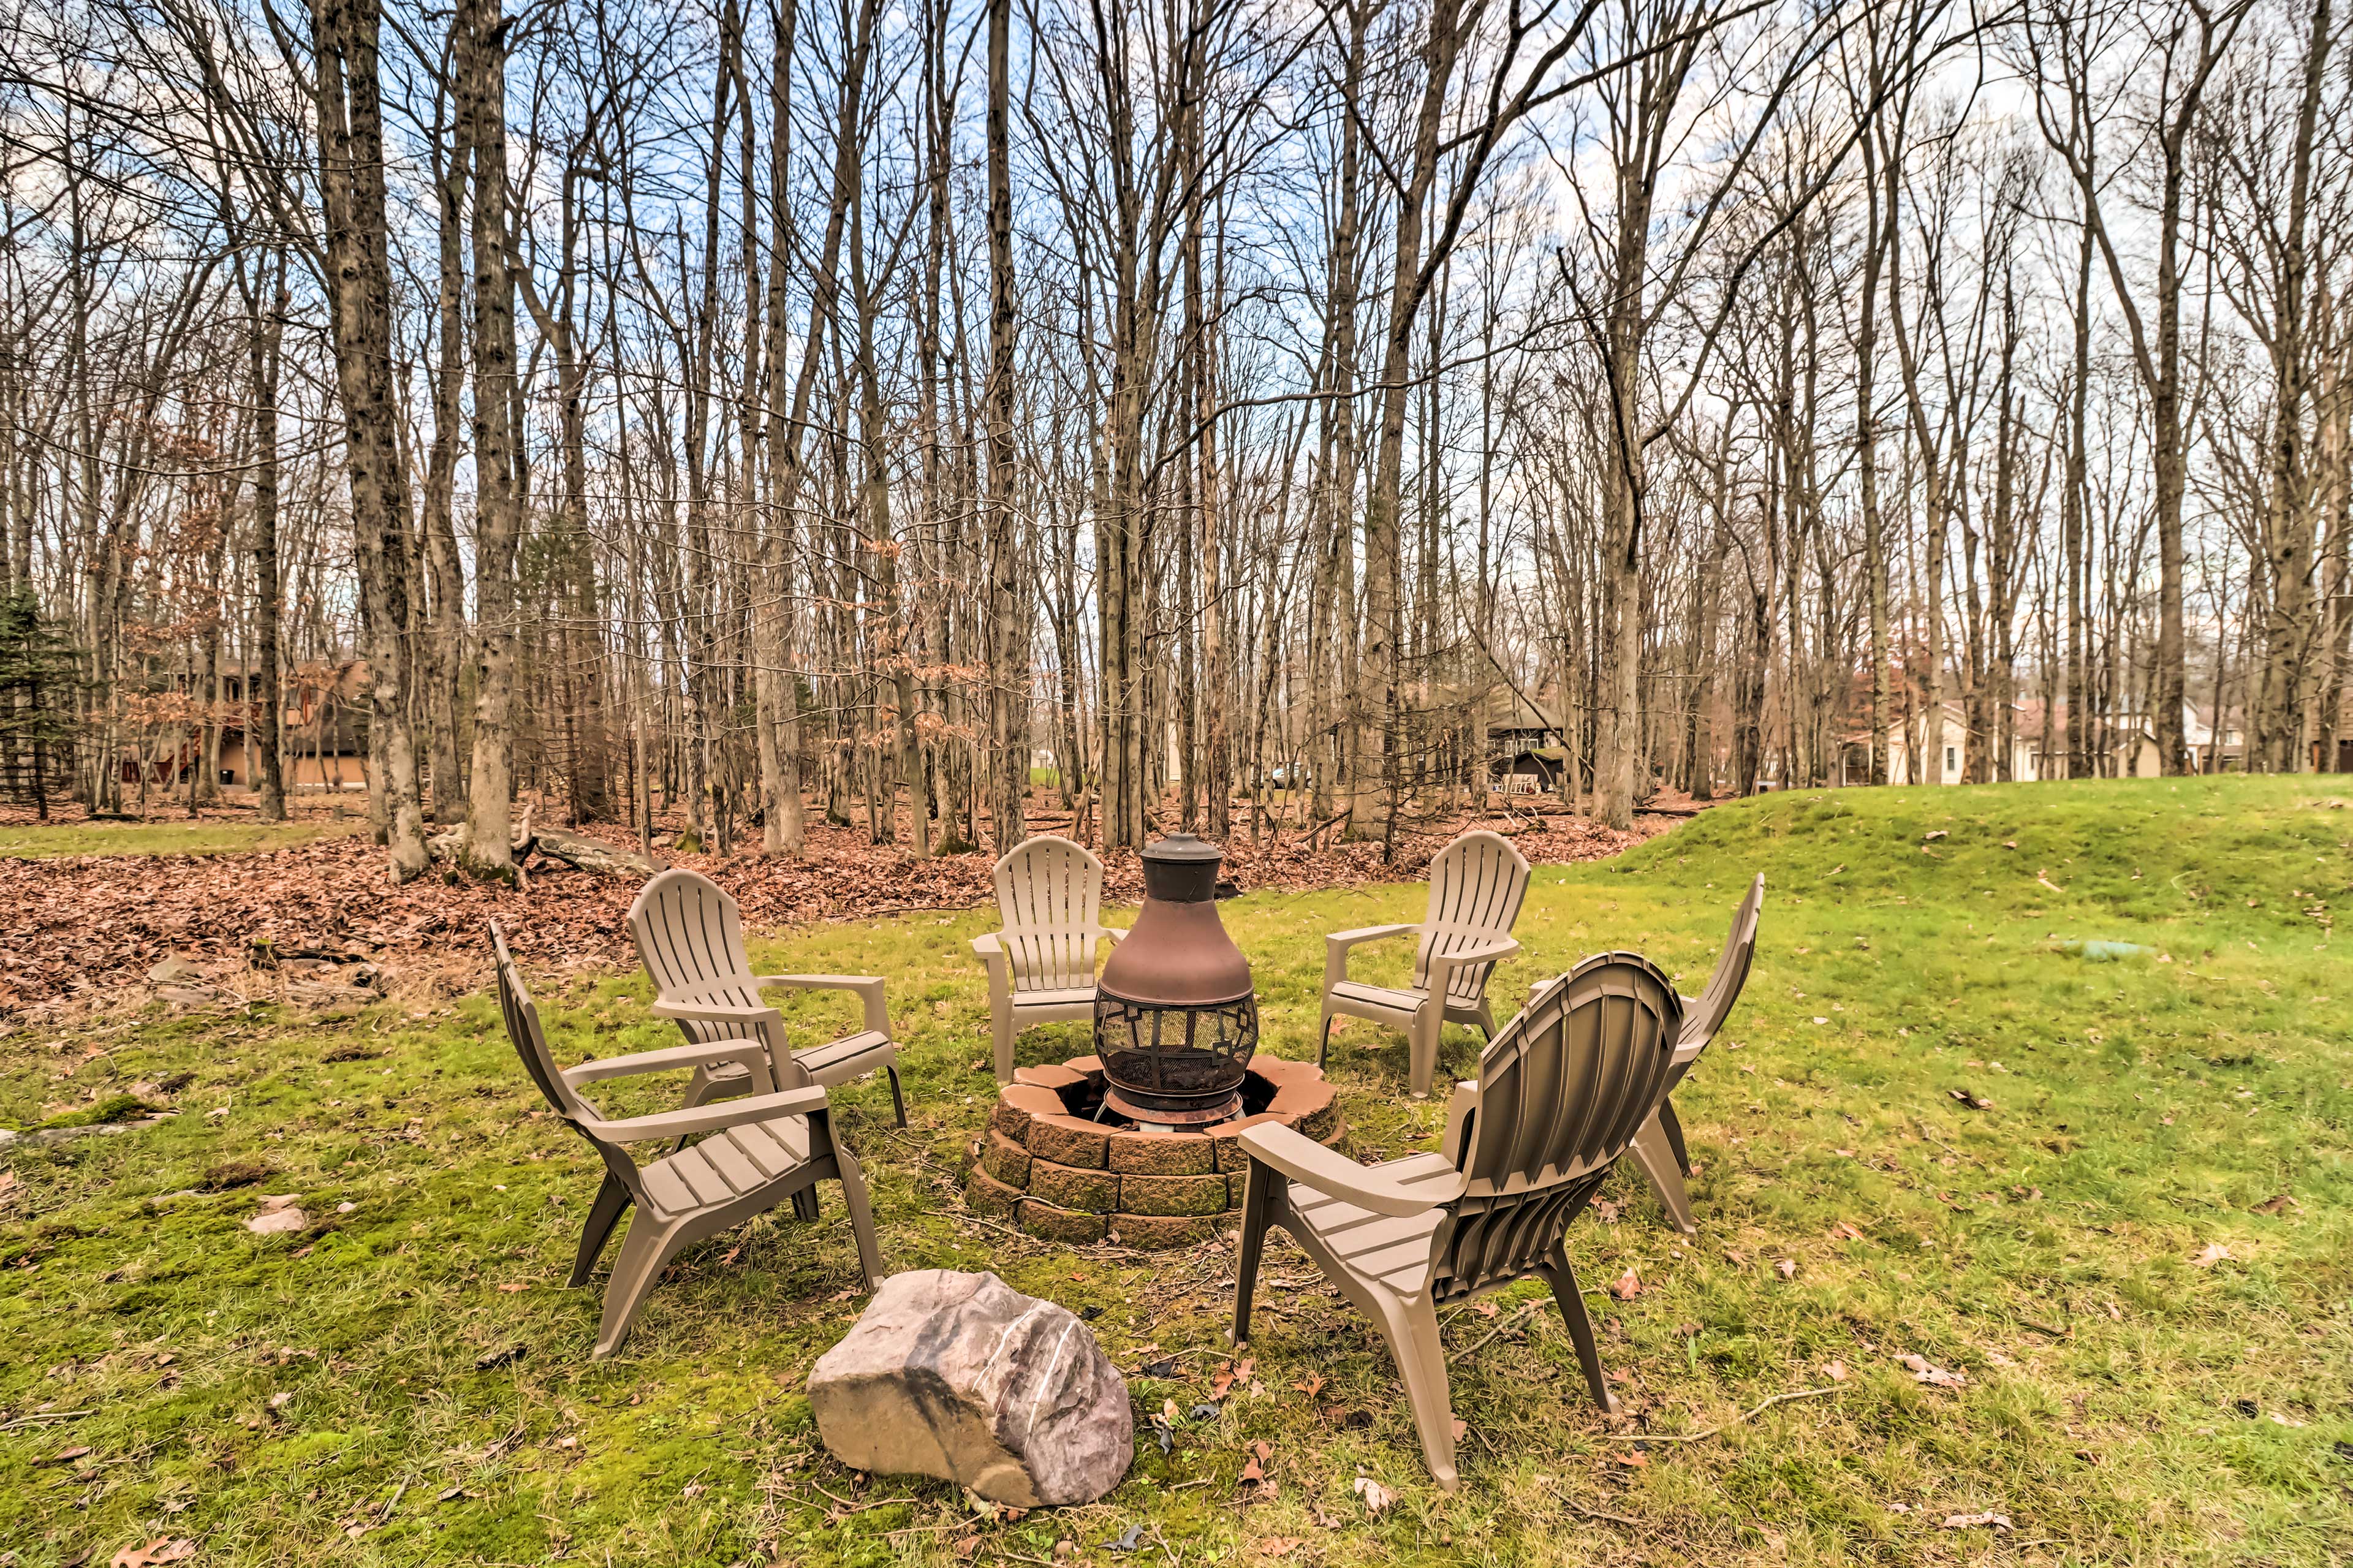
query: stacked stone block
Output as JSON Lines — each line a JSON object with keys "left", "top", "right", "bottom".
{"left": 964, "top": 1055, "right": 1345, "bottom": 1249}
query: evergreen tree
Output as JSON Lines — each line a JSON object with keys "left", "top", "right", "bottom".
{"left": 0, "top": 586, "right": 86, "bottom": 818}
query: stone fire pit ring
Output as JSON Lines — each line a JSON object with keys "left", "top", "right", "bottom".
{"left": 965, "top": 1055, "right": 1346, "bottom": 1250}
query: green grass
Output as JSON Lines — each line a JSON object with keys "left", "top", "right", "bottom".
{"left": 0, "top": 818, "right": 363, "bottom": 859}
{"left": 2, "top": 776, "right": 2347, "bottom": 1566}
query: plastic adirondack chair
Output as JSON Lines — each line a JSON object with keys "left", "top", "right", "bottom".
{"left": 627, "top": 869, "right": 906, "bottom": 1126}
{"left": 490, "top": 924, "right": 882, "bottom": 1358}
{"left": 1233, "top": 956, "right": 1684, "bottom": 1490}
{"left": 1317, "top": 830, "right": 1531, "bottom": 1097}
{"left": 972, "top": 835, "right": 1126, "bottom": 1083}
{"left": 1617, "top": 874, "right": 1764, "bottom": 1233}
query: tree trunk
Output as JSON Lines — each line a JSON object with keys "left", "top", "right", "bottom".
{"left": 308, "top": 0, "right": 427, "bottom": 880}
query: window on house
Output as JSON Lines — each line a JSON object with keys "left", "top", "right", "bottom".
{"left": 1945, "top": 746, "right": 1957, "bottom": 773}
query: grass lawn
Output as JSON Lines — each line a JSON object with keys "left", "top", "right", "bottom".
{"left": 0, "top": 818, "right": 365, "bottom": 860}
{"left": 1, "top": 776, "right": 2347, "bottom": 1566}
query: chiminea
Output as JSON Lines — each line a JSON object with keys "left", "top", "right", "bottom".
{"left": 1094, "top": 835, "right": 1259, "bottom": 1125}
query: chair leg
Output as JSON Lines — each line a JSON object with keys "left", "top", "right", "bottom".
{"left": 1372, "top": 1293, "right": 1459, "bottom": 1491}
{"left": 569, "top": 1173, "right": 632, "bottom": 1287}
{"left": 1658, "top": 1097, "right": 1692, "bottom": 1176}
{"left": 593, "top": 1213, "right": 685, "bottom": 1359}
{"left": 1409, "top": 1004, "right": 1441, "bottom": 1099}
{"left": 991, "top": 995, "right": 1016, "bottom": 1085}
{"left": 1626, "top": 1114, "right": 1697, "bottom": 1235}
{"left": 885, "top": 1064, "right": 908, "bottom": 1128}
{"left": 790, "top": 1185, "right": 820, "bottom": 1223}
{"left": 1316, "top": 1002, "right": 1336, "bottom": 1070}
{"left": 832, "top": 1146, "right": 884, "bottom": 1289}
{"left": 1476, "top": 1000, "right": 1498, "bottom": 1041}
{"left": 1540, "top": 1256, "right": 1619, "bottom": 1413}
{"left": 1230, "top": 1162, "right": 1270, "bottom": 1347}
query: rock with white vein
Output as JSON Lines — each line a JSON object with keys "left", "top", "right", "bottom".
{"left": 807, "top": 1269, "right": 1132, "bottom": 1506}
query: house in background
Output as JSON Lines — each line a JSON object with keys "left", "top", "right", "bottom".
{"left": 1491, "top": 748, "right": 1564, "bottom": 795}
{"left": 213, "top": 661, "right": 371, "bottom": 790}
{"left": 2022, "top": 702, "right": 2245, "bottom": 779}
{"left": 1483, "top": 691, "right": 1568, "bottom": 796}
{"left": 1836, "top": 702, "right": 2039, "bottom": 786}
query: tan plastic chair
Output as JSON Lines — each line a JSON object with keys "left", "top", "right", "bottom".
{"left": 1234, "top": 955, "right": 1683, "bottom": 1490}
{"left": 628, "top": 869, "right": 906, "bottom": 1126}
{"left": 972, "top": 835, "right": 1126, "bottom": 1083}
{"left": 490, "top": 923, "right": 882, "bottom": 1358}
{"left": 1618, "top": 874, "right": 1763, "bottom": 1233}
{"left": 1318, "top": 830, "right": 1531, "bottom": 1097}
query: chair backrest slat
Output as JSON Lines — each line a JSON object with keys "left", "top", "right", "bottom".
{"left": 1428, "top": 956, "right": 1680, "bottom": 1301}
{"left": 1414, "top": 831, "right": 1532, "bottom": 1006}
{"left": 629, "top": 870, "right": 768, "bottom": 1045}
{"left": 994, "top": 836, "right": 1105, "bottom": 993}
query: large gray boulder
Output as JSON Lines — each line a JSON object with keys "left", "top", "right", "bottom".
{"left": 807, "top": 1270, "right": 1132, "bottom": 1506}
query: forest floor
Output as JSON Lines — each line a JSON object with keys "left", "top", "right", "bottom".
{"left": 0, "top": 790, "right": 1693, "bottom": 1016}
{"left": 2, "top": 777, "right": 2349, "bottom": 1566}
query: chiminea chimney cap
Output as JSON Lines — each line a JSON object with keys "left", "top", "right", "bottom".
{"left": 1142, "top": 833, "right": 1224, "bottom": 865}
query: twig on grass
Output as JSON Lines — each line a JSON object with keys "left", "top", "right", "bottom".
{"left": 806, "top": 1477, "right": 920, "bottom": 1513}
{"left": 0, "top": 1409, "right": 94, "bottom": 1430}
{"left": 1604, "top": 1385, "right": 1840, "bottom": 1444}
{"left": 1449, "top": 1303, "right": 1545, "bottom": 1363}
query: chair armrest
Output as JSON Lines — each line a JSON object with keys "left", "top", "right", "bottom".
{"left": 971, "top": 933, "right": 1012, "bottom": 1006}
{"left": 1324, "top": 923, "right": 1419, "bottom": 991}
{"left": 651, "top": 996, "right": 776, "bottom": 1026}
{"left": 1327, "top": 923, "right": 1419, "bottom": 952}
{"left": 1094, "top": 925, "right": 1126, "bottom": 946}
{"left": 1429, "top": 937, "right": 1520, "bottom": 982}
{"left": 756, "top": 973, "right": 890, "bottom": 1036}
{"left": 1427, "top": 938, "right": 1520, "bottom": 1007}
{"left": 582, "top": 1084, "right": 832, "bottom": 1144}
{"left": 564, "top": 1038, "right": 776, "bottom": 1092}
{"left": 1238, "top": 1122, "right": 1461, "bottom": 1217}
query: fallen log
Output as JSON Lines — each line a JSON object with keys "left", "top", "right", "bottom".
{"left": 423, "top": 807, "right": 658, "bottom": 881}
{"left": 525, "top": 827, "right": 659, "bottom": 878}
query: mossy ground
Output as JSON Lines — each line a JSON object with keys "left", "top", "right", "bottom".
{"left": 2, "top": 776, "right": 2347, "bottom": 1566}
{"left": 0, "top": 817, "right": 363, "bottom": 860}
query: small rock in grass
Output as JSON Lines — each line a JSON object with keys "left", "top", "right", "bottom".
{"left": 246, "top": 1195, "right": 306, "bottom": 1234}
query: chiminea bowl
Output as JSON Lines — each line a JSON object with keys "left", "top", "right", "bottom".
{"left": 1094, "top": 834, "right": 1259, "bottom": 1125}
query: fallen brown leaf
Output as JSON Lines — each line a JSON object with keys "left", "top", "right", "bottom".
{"left": 108, "top": 1540, "right": 196, "bottom": 1568}
{"left": 1898, "top": 1353, "right": 1966, "bottom": 1388}
{"left": 1240, "top": 1439, "right": 1273, "bottom": 1485}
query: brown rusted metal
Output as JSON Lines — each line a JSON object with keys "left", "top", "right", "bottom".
{"left": 1096, "top": 835, "right": 1259, "bottom": 1124}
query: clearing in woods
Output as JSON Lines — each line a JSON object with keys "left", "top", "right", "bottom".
{"left": 0, "top": 775, "right": 2345, "bottom": 1566}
